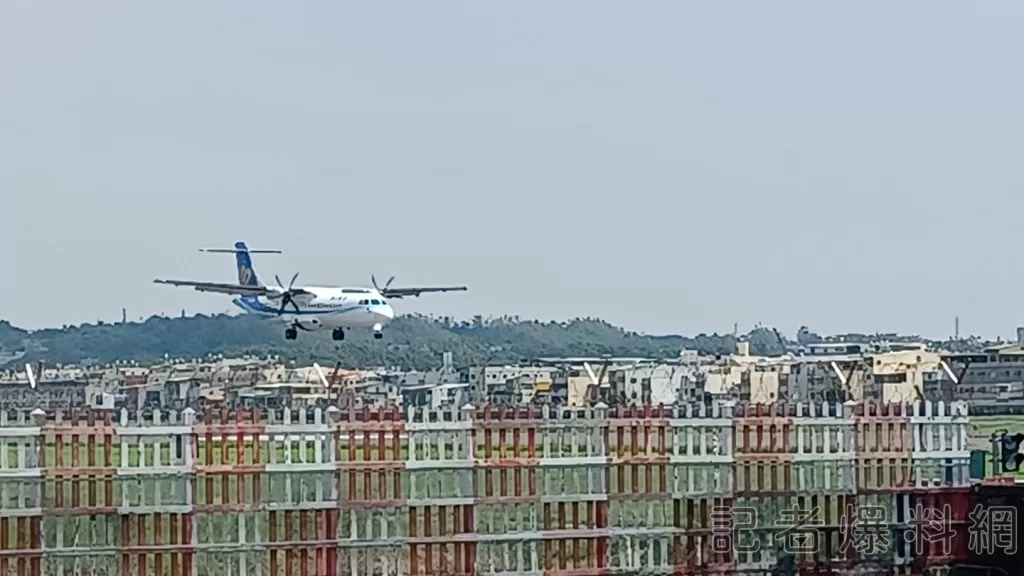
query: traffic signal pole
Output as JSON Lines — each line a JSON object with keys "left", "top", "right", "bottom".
{"left": 991, "top": 430, "right": 1005, "bottom": 476}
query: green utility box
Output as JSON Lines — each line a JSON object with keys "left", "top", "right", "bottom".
{"left": 970, "top": 449, "right": 988, "bottom": 480}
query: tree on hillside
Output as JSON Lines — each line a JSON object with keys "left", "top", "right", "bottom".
{"left": 5, "top": 314, "right": 787, "bottom": 370}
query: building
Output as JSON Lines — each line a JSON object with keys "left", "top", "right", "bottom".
{"left": 858, "top": 349, "right": 939, "bottom": 403}
{"left": 934, "top": 327, "right": 1024, "bottom": 414}
{"left": 701, "top": 341, "right": 788, "bottom": 404}
{"left": 469, "top": 365, "right": 558, "bottom": 404}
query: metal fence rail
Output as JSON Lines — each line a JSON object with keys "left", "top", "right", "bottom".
{"left": 0, "top": 400, "right": 971, "bottom": 575}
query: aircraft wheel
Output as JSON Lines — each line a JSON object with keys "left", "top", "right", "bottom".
{"left": 285, "top": 328, "right": 298, "bottom": 340}
{"left": 373, "top": 331, "right": 383, "bottom": 340}
{"left": 332, "top": 328, "right": 345, "bottom": 341}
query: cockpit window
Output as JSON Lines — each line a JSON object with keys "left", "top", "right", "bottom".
{"left": 358, "top": 299, "right": 368, "bottom": 305}
{"left": 370, "top": 299, "right": 381, "bottom": 305}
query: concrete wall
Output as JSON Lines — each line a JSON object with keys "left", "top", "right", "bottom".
{"left": 616, "top": 365, "right": 684, "bottom": 405}
{"left": 746, "top": 370, "right": 780, "bottom": 403}
{"left": 565, "top": 374, "right": 592, "bottom": 407}
{"left": 702, "top": 366, "right": 742, "bottom": 395}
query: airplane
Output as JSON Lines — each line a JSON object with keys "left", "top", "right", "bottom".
{"left": 153, "top": 242, "right": 467, "bottom": 341}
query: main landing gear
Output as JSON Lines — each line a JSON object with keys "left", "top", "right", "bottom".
{"left": 373, "top": 323, "right": 383, "bottom": 340}
{"left": 283, "top": 319, "right": 316, "bottom": 341}
{"left": 332, "top": 328, "right": 345, "bottom": 341}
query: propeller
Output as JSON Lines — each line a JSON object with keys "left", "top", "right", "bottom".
{"left": 273, "top": 272, "right": 301, "bottom": 313}
{"left": 371, "top": 274, "right": 395, "bottom": 295}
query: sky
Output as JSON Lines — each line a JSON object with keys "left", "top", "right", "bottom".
{"left": 1, "top": 2, "right": 1022, "bottom": 340}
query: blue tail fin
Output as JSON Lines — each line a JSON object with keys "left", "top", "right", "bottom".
{"left": 234, "top": 242, "right": 262, "bottom": 287}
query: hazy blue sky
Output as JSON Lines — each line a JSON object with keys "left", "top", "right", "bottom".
{"left": 2, "top": 2, "right": 1022, "bottom": 340}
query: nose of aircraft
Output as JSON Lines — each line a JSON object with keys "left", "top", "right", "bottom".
{"left": 378, "top": 304, "right": 395, "bottom": 321}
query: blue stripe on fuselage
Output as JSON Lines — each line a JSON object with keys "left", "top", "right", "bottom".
{"left": 233, "top": 296, "right": 365, "bottom": 317}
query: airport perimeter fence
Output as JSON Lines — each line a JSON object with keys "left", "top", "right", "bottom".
{"left": 0, "top": 400, "right": 973, "bottom": 576}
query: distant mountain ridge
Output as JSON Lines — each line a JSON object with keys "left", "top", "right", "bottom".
{"left": 0, "top": 314, "right": 780, "bottom": 370}
{"left": 0, "top": 315, "right": 989, "bottom": 370}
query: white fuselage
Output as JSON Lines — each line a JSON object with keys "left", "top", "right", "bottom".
{"left": 233, "top": 286, "right": 395, "bottom": 331}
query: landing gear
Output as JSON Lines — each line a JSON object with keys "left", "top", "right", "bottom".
{"left": 285, "top": 328, "right": 297, "bottom": 340}
{"left": 332, "top": 328, "right": 345, "bottom": 341}
{"left": 373, "top": 323, "right": 383, "bottom": 340}
{"left": 374, "top": 332, "right": 383, "bottom": 340}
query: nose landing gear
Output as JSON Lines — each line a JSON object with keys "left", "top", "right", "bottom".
{"left": 373, "top": 323, "right": 383, "bottom": 340}
{"left": 332, "top": 328, "right": 345, "bottom": 341}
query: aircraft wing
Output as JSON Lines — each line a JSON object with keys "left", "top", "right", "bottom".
{"left": 380, "top": 285, "right": 468, "bottom": 299}
{"left": 153, "top": 279, "right": 273, "bottom": 297}
{"left": 155, "top": 279, "right": 319, "bottom": 302}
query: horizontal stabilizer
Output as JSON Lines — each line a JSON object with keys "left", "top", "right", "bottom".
{"left": 199, "top": 248, "right": 282, "bottom": 254}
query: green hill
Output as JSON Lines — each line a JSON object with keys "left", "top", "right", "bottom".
{"left": 0, "top": 314, "right": 788, "bottom": 370}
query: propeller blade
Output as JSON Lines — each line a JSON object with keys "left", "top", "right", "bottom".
{"left": 275, "top": 275, "right": 285, "bottom": 289}
{"left": 289, "top": 272, "right": 299, "bottom": 289}
{"left": 372, "top": 274, "right": 395, "bottom": 293}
